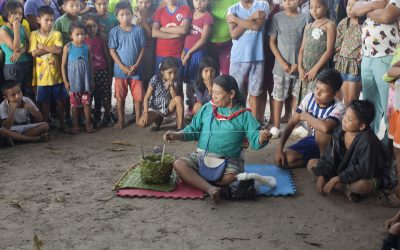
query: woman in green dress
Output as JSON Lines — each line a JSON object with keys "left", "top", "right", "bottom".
{"left": 163, "top": 75, "right": 271, "bottom": 202}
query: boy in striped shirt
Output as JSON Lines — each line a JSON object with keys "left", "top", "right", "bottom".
{"left": 275, "top": 69, "right": 345, "bottom": 169}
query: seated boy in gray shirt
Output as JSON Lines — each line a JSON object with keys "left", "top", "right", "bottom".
{"left": 0, "top": 80, "right": 49, "bottom": 144}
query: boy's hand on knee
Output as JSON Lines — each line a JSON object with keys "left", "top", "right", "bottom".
{"left": 389, "top": 222, "right": 400, "bottom": 235}
{"left": 274, "top": 150, "right": 285, "bottom": 167}
{"left": 316, "top": 176, "right": 326, "bottom": 194}
{"left": 386, "top": 212, "right": 400, "bottom": 230}
{"left": 323, "top": 176, "right": 340, "bottom": 195}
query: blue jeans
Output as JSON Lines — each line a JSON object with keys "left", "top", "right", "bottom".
{"left": 361, "top": 55, "right": 393, "bottom": 143}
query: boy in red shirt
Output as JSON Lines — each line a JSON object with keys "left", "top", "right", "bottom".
{"left": 152, "top": 0, "right": 192, "bottom": 92}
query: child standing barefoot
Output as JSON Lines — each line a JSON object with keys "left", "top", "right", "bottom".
{"left": 0, "top": 80, "right": 49, "bottom": 142}
{"left": 84, "top": 14, "right": 113, "bottom": 127}
{"left": 334, "top": 0, "right": 362, "bottom": 106}
{"left": 61, "top": 23, "right": 95, "bottom": 134}
{"left": 298, "top": 0, "right": 336, "bottom": 101}
{"left": 109, "top": 1, "right": 146, "bottom": 129}
{"left": 138, "top": 57, "right": 184, "bottom": 131}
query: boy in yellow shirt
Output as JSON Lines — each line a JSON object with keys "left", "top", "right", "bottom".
{"left": 29, "top": 6, "right": 68, "bottom": 133}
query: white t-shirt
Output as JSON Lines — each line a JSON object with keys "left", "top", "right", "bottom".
{"left": 0, "top": 97, "right": 38, "bottom": 125}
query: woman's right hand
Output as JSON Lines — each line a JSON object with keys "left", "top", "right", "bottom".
{"left": 163, "top": 130, "right": 182, "bottom": 142}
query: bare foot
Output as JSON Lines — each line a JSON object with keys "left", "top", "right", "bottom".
{"left": 207, "top": 187, "right": 221, "bottom": 203}
{"left": 346, "top": 191, "right": 361, "bottom": 203}
{"left": 113, "top": 122, "right": 124, "bottom": 129}
{"left": 38, "top": 133, "right": 50, "bottom": 142}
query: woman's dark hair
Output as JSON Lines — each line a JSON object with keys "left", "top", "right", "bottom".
{"left": 315, "top": 68, "right": 343, "bottom": 92}
{"left": 348, "top": 100, "right": 375, "bottom": 127}
{"left": 158, "top": 57, "right": 179, "bottom": 78}
{"left": 213, "top": 75, "right": 246, "bottom": 107}
{"left": 194, "top": 57, "right": 217, "bottom": 93}
{"left": 2, "top": 0, "right": 23, "bottom": 22}
{"left": 69, "top": 22, "right": 86, "bottom": 35}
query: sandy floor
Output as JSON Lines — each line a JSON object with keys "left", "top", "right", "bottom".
{"left": 0, "top": 117, "right": 397, "bottom": 250}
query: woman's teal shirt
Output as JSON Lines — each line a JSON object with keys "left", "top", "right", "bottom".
{"left": 182, "top": 102, "right": 267, "bottom": 158}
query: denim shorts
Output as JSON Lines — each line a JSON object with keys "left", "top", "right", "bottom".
{"left": 37, "top": 83, "right": 67, "bottom": 103}
{"left": 340, "top": 73, "right": 361, "bottom": 82}
{"left": 287, "top": 136, "right": 320, "bottom": 161}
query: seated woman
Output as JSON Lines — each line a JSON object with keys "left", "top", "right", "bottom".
{"left": 311, "top": 100, "right": 394, "bottom": 202}
{"left": 192, "top": 57, "right": 217, "bottom": 115}
{"left": 163, "top": 75, "right": 271, "bottom": 203}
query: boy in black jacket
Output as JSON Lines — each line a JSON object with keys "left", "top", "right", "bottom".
{"left": 312, "top": 100, "right": 392, "bottom": 202}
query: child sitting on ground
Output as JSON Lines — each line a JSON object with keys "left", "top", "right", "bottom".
{"left": 0, "top": 80, "right": 49, "bottom": 142}
{"left": 274, "top": 68, "right": 345, "bottom": 169}
{"left": 109, "top": 1, "right": 146, "bottom": 129}
{"left": 312, "top": 100, "right": 392, "bottom": 202}
{"left": 192, "top": 57, "right": 216, "bottom": 115}
{"left": 138, "top": 57, "right": 184, "bottom": 131}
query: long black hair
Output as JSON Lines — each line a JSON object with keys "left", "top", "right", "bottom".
{"left": 213, "top": 75, "right": 246, "bottom": 107}
{"left": 158, "top": 57, "right": 179, "bottom": 79}
{"left": 2, "top": 0, "right": 23, "bottom": 22}
{"left": 194, "top": 57, "right": 217, "bottom": 93}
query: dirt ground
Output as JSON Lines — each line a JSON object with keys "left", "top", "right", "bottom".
{"left": 0, "top": 117, "right": 397, "bottom": 250}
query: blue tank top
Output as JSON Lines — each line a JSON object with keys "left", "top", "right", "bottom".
{"left": 0, "top": 25, "right": 30, "bottom": 64}
{"left": 67, "top": 43, "right": 89, "bottom": 63}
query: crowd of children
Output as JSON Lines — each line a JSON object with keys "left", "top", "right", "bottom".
{"left": 2, "top": 0, "right": 400, "bottom": 245}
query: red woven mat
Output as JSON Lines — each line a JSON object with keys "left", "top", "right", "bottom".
{"left": 116, "top": 179, "right": 204, "bottom": 199}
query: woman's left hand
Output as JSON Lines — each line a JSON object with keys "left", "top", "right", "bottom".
{"left": 258, "top": 129, "right": 272, "bottom": 144}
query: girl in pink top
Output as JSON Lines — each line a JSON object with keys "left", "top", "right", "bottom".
{"left": 181, "top": 0, "right": 213, "bottom": 112}
{"left": 83, "top": 14, "right": 113, "bottom": 127}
